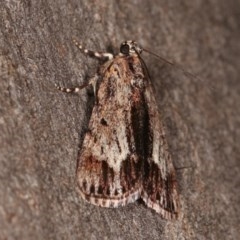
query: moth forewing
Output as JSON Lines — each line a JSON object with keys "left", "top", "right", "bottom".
{"left": 76, "top": 54, "right": 143, "bottom": 208}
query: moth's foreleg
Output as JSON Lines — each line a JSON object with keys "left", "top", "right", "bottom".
{"left": 55, "top": 75, "right": 98, "bottom": 96}
{"left": 73, "top": 39, "right": 113, "bottom": 61}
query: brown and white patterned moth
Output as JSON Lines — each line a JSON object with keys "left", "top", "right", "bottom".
{"left": 56, "top": 39, "right": 179, "bottom": 219}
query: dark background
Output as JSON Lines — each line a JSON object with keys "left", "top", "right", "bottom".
{"left": 0, "top": 1, "right": 239, "bottom": 239}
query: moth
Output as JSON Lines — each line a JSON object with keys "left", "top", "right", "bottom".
{"left": 56, "top": 39, "right": 179, "bottom": 219}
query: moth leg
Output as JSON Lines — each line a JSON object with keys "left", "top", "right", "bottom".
{"left": 73, "top": 39, "right": 114, "bottom": 61}
{"left": 55, "top": 75, "right": 98, "bottom": 96}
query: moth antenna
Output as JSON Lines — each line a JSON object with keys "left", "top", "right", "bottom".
{"left": 144, "top": 47, "right": 218, "bottom": 96}
{"left": 142, "top": 47, "right": 204, "bottom": 85}
{"left": 143, "top": 47, "right": 174, "bottom": 66}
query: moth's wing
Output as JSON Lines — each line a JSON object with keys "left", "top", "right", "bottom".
{"left": 76, "top": 57, "right": 142, "bottom": 208}
{"left": 141, "top": 79, "right": 179, "bottom": 219}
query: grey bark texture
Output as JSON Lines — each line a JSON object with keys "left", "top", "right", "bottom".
{"left": 0, "top": 1, "right": 239, "bottom": 239}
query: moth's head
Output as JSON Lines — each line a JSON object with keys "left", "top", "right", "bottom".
{"left": 120, "top": 40, "right": 143, "bottom": 56}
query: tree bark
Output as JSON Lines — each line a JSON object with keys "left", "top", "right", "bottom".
{"left": 0, "top": 1, "right": 239, "bottom": 239}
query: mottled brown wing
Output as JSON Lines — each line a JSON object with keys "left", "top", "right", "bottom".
{"left": 76, "top": 55, "right": 144, "bottom": 208}
{"left": 141, "top": 77, "right": 179, "bottom": 219}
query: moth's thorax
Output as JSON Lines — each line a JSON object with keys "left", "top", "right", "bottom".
{"left": 97, "top": 55, "right": 145, "bottom": 107}
{"left": 101, "top": 55, "right": 144, "bottom": 81}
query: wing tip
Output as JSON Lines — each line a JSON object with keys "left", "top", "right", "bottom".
{"left": 141, "top": 192, "right": 179, "bottom": 220}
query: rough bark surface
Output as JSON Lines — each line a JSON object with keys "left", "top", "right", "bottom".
{"left": 0, "top": 1, "right": 239, "bottom": 239}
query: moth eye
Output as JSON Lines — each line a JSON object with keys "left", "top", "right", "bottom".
{"left": 120, "top": 44, "right": 130, "bottom": 55}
